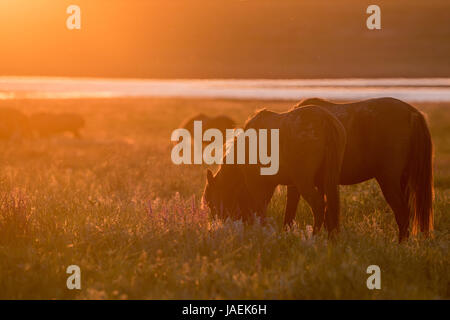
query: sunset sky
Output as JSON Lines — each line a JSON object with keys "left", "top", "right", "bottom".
{"left": 0, "top": 0, "right": 449, "bottom": 78}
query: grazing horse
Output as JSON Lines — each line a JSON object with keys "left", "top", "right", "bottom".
{"left": 0, "top": 108, "right": 31, "bottom": 140}
{"left": 291, "top": 97, "right": 434, "bottom": 242}
{"left": 180, "top": 113, "right": 236, "bottom": 137}
{"left": 30, "top": 113, "right": 85, "bottom": 138}
{"left": 203, "top": 106, "right": 346, "bottom": 237}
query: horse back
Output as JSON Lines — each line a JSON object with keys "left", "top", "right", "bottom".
{"left": 296, "top": 97, "right": 424, "bottom": 184}
{"left": 244, "top": 106, "right": 346, "bottom": 185}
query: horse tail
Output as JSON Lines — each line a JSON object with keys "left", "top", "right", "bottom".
{"left": 322, "top": 113, "right": 346, "bottom": 236}
{"left": 406, "top": 112, "right": 434, "bottom": 236}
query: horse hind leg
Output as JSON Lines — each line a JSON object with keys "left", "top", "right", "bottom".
{"left": 377, "top": 177, "right": 410, "bottom": 242}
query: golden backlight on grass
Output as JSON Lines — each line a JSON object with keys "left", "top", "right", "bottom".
{"left": 0, "top": 0, "right": 448, "bottom": 301}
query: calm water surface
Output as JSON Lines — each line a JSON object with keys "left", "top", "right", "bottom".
{"left": 1, "top": 77, "right": 449, "bottom": 102}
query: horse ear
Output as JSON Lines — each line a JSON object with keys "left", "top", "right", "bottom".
{"left": 206, "top": 169, "right": 214, "bottom": 185}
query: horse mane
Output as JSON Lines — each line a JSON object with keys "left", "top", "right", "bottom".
{"left": 244, "top": 108, "right": 272, "bottom": 129}
{"left": 223, "top": 135, "right": 237, "bottom": 163}
{"left": 221, "top": 108, "right": 274, "bottom": 163}
{"left": 223, "top": 108, "right": 266, "bottom": 163}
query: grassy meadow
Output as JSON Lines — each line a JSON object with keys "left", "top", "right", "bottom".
{"left": 0, "top": 98, "right": 448, "bottom": 299}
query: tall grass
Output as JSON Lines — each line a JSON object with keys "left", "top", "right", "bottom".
{"left": 0, "top": 98, "right": 448, "bottom": 299}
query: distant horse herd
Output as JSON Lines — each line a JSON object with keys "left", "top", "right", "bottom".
{"left": 198, "top": 97, "right": 434, "bottom": 242}
{"left": 0, "top": 108, "right": 85, "bottom": 139}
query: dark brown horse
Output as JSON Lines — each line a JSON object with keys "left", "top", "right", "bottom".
{"left": 203, "top": 106, "right": 346, "bottom": 237}
{"left": 290, "top": 97, "right": 434, "bottom": 242}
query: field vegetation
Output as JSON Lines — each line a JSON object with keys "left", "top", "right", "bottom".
{"left": 0, "top": 98, "right": 448, "bottom": 299}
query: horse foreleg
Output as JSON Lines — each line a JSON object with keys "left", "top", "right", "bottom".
{"left": 297, "top": 184, "right": 325, "bottom": 235}
{"left": 284, "top": 185, "right": 300, "bottom": 228}
{"left": 245, "top": 181, "right": 275, "bottom": 225}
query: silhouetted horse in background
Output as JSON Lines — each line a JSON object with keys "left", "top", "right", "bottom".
{"left": 203, "top": 106, "right": 346, "bottom": 238}
{"left": 180, "top": 113, "right": 235, "bottom": 138}
{"left": 29, "top": 113, "right": 85, "bottom": 138}
{"left": 293, "top": 97, "right": 434, "bottom": 242}
{"left": 0, "top": 108, "right": 31, "bottom": 140}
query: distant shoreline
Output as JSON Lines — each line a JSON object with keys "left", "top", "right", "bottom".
{"left": 1, "top": 77, "right": 450, "bottom": 102}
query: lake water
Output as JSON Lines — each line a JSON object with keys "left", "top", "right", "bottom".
{"left": 1, "top": 77, "right": 449, "bottom": 102}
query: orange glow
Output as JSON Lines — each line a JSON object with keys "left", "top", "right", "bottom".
{"left": 0, "top": 0, "right": 449, "bottom": 79}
